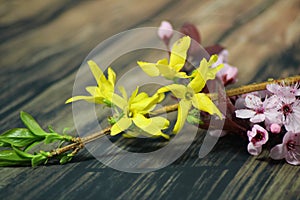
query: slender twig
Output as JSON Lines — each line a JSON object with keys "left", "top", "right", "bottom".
{"left": 50, "top": 127, "right": 111, "bottom": 157}
{"left": 50, "top": 75, "right": 300, "bottom": 156}
{"left": 151, "top": 75, "right": 300, "bottom": 116}
{"left": 50, "top": 143, "right": 80, "bottom": 156}
{"left": 81, "top": 127, "right": 111, "bottom": 143}
{"left": 224, "top": 75, "right": 300, "bottom": 97}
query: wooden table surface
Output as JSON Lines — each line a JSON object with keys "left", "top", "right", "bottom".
{"left": 1, "top": 0, "right": 300, "bottom": 199}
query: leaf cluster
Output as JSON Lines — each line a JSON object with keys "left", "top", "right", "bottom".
{"left": 0, "top": 111, "right": 74, "bottom": 167}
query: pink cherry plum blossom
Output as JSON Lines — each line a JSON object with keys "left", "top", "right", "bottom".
{"left": 247, "top": 125, "right": 269, "bottom": 155}
{"left": 270, "top": 131, "right": 300, "bottom": 165}
{"left": 235, "top": 94, "right": 282, "bottom": 125}
{"left": 212, "top": 49, "right": 238, "bottom": 86}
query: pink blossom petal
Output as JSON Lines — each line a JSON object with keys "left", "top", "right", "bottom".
{"left": 266, "top": 84, "right": 281, "bottom": 94}
{"left": 270, "top": 144, "right": 285, "bottom": 160}
{"left": 264, "top": 111, "right": 282, "bottom": 125}
{"left": 284, "top": 114, "right": 300, "bottom": 132}
{"left": 218, "top": 49, "right": 228, "bottom": 62}
{"left": 295, "top": 90, "right": 300, "bottom": 96}
{"left": 247, "top": 129, "right": 256, "bottom": 139}
{"left": 235, "top": 109, "right": 256, "bottom": 119}
{"left": 255, "top": 124, "right": 269, "bottom": 141}
{"left": 247, "top": 142, "right": 262, "bottom": 156}
{"left": 286, "top": 105, "right": 300, "bottom": 132}
{"left": 285, "top": 150, "right": 300, "bottom": 165}
{"left": 245, "top": 94, "right": 262, "bottom": 109}
{"left": 250, "top": 113, "right": 265, "bottom": 123}
{"left": 291, "top": 83, "right": 300, "bottom": 96}
{"left": 282, "top": 131, "right": 293, "bottom": 144}
{"left": 264, "top": 95, "right": 281, "bottom": 110}
{"left": 271, "top": 131, "right": 300, "bottom": 165}
{"left": 224, "top": 64, "right": 238, "bottom": 80}
{"left": 217, "top": 63, "right": 238, "bottom": 85}
{"left": 235, "top": 97, "right": 246, "bottom": 109}
{"left": 248, "top": 125, "right": 269, "bottom": 146}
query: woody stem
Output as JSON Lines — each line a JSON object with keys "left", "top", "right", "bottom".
{"left": 151, "top": 75, "right": 300, "bottom": 116}
{"left": 51, "top": 75, "right": 300, "bottom": 155}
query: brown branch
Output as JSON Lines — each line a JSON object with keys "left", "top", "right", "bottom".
{"left": 50, "top": 75, "right": 300, "bottom": 156}
{"left": 49, "top": 127, "right": 111, "bottom": 157}
{"left": 151, "top": 75, "right": 300, "bottom": 116}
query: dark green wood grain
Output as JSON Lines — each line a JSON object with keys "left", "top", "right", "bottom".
{"left": 0, "top": 0, "right": 299, "bottom": 199}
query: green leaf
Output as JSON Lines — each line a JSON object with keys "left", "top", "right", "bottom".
{"left": 20, "top": 111, "right": 47, "bottom": 136}
{"left": 0, "top": 141, "right": 9, "bottom": 147}
{"left": 62, "top": 128, "right": 70, "bottom": 134}
{"left": 31, "top": 152, "right": 49, "bottom": 167}
{"left": 0, "top": 128, "right": 43, "bottom": 148}
{"left": 13, "top": 146, "right": 34, "bottom": 159}
{"left": 44, "top": 133, "right": 65, "bottom": 144}
{"left": 44, "top": 132, "right": 73, "bottom": 144}
{"left": 59, "top": 155, "right": 73, "bottom": 164}
{"left": 12, "top": 147, "right": 49, "bottom": 167}
{"left": 24, "top": 141, "right": 41, "bottom": 152}
{"left": 63, "top": 134, "right": 73, "bottom": 142}
{"left": 0, "top": 150, "right": 31, "bottom": 167}
{"left": 48, "top": 125, "right": 55, "bottom": 133}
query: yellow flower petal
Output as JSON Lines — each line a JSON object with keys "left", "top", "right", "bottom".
{"left": 118, "top": 86, "right": 127, "bottom": 100}
{"left": 157, "top": 84, "right": 187, "bottom": 99}
{"left": 128, "top": 87, "right": 139, "bottom": 105}
{"left": 188, "top": 70, "right": 206, "bottom": 93}
{"left": 157, "top": 58, "right": 168, "bottom": 65}
{"left": 132, "top": 114, "right": 169, "bottom": 139}
{"left": 197, "top": 56, "right": 223, "bottom": 81}
{"left": 192, "top": 93, "right": 222, "bottom": 119}
{"left": 156, "top": 64, "right": 177, "bottom": 80}
{"left": 137, "top": 61, "right": 160, "bottom": 77}
{"left": 169, "top": 36, "right": 191, "bottom": 71}
{"left": 122, "top": 131, "right": 140, "bottom": 138}
{"left": 65, "top": 96, "right": 102, "bottom": 104}
{"left": 107, "top": 67, "right": 116, "bottom": 86}
{"left": 110, "top": 117, "right": 132, "bottom": 136}
{"left": 208, "top": 54, "right": 218, "bottom": 66}
{"left": 131, "top": 95, "right": 159, "bottom": 113}
{"left": 151, "top": 116, "right": 170, "bottom": 130}
{"left": 131, "top": 92, "right": 149, "bottom": 103}
{"left": 156, "top": 93, "right": 165, "bottom": 103}
{"left": 157, "top": 59, "right": 189, "bottom": 80}
{"left": 67, "top": 60, "right": 116, "bottom": 106}
{"left": 137, "top": 37, "right": 191, "bottom": 80}
{"left": 173, "top": 99, "right": 192, "bottom": 134}
{"left": 86, "top": 86, "right": 101, "bottom": 96}
{"left": 87, "top": 60, "right": 110, "bottom": 87}
{"left": 111, "top": 93, "right": 127, "bottom": 109}
{"left": 175, "top": 71, "right": 191, "bottom": 79}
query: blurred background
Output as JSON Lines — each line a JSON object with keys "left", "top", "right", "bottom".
{"left": 0, "top": 0, "right": 299, "bottom": 199}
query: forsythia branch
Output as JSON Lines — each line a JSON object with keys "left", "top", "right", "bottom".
{"left": 50, "top": 75, "right": 300, "bottom": 155}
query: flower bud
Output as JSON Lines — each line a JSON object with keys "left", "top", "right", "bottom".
{"left": 158, "top": 21, "right": 173, "bottom": 43}
{"left": 270, "top": 123, "right": 281, "bottom": 134}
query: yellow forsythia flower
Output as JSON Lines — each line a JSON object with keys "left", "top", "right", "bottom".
{"left": 191, "top": 54, "right": 224, "bottom": 90}
{"left": 65, "top": 60, "right": 116, "bottom": 106}
{"left": 137, "top": 36, "right": 191, "bottom": 80}
{"left": 158, "top": 56, "right": 223, "bottom": 134}
{"left": 110, "top": 87, "right": 170, "bottom": 139}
